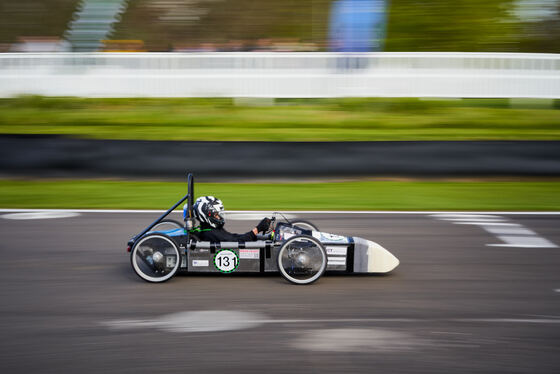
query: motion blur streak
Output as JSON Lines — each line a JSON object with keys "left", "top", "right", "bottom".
{"left": 1, "top": 0, "right": 558, "bottom": 53}
{"left": 1, "top": 212, "right": 559, "bottom": 373}
{"left": 1, "top": 52, "right": 559, "bottom": 98}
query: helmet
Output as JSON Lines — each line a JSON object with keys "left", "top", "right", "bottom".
{"left": 193, "top": 196, "right": 225, "bottom": 228}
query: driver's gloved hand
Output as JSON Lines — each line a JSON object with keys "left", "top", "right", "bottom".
{"left": 256, "top": 217, "right": 271, "bottom": 233}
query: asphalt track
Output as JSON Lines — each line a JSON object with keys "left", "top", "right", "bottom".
{"left": 1, "top": 211, "right": 559, "bottom": 373}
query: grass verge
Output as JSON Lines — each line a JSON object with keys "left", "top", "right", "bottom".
{"left": 0, "top": 179, "right": 559, "bottom": 211}
{"left": 0, "top": 97, "right": 559, "bottom": 141}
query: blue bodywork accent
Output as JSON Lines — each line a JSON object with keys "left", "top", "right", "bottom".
{"left": 183, "top": 203, "right": 189, "bottom": 221}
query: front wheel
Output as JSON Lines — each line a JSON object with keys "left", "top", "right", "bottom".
{"left": 290, "top": 220, "right": 318, "bottom": 232}
{"left": 277, "top": 235, "right": 327, "bottom": 285}
{"left": 131, "top": 234, "right": 181, "bottom": 283}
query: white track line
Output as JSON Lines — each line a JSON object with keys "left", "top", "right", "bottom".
{"left": 1, "top": 209, "right": 560, "bottom": 215}
{"left": 483, "top": 227, "right": 536, "bottom": 235}
{"left": 432, "top": 213, "right": 558, "bottom": 248}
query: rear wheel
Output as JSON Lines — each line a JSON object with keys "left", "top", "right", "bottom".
{"left": 131, "top": 234, "right": 181, "bottom": 283}
{"left": 277, "top": 235, "right": 327, "bottom": 285}
{"left": 151, "top": 219, "right": 184, "bottom": 231}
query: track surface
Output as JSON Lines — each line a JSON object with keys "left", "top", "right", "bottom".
{"left": 1, "top": 211, "right": 559, "bottom": 373}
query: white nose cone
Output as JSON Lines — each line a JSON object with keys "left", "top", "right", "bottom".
{"left": 366, "top": 240, "right": 399, "bottom": 273}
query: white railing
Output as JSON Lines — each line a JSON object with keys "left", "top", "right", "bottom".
{"left": 0, "top": 52, "right": 559, "bottom": 98}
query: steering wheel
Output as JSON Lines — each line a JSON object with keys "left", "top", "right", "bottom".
{"left": 255, "top": 215, "right": 276, "bottom": 241}
{"left": 266, "top": 215, "right": 277, "bottom": 234}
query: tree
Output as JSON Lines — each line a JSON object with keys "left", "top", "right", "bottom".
{"left": 517, "top": 1, "right": 560, "bottom": 53}
{"left": 385, "top": 0, "right": 520, "bottom": 52}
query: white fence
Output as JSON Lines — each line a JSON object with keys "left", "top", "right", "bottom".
{"left": 0, "top": 52, "right": 559, "bottom": 98}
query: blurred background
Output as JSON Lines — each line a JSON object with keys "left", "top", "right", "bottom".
{"left": 1, "top": 3, "right": 560, "bottom": 374}
{"left": 0, "top": 0, "right": 559, "bottom": 210}
{"left": 0, "top": 0, "right": 559, "bottom": 52}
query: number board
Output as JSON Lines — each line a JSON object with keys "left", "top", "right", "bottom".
{"left": 213, "top": 249, "right": 239, "bottom": 273}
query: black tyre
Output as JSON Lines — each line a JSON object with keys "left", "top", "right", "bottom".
{"left": 277, "top": 235, "right": 327, "bottom": 285}
{"left": 151, "top": 219, "right": 184, "bottom": 232}
{"left": 130, "top": 234, "right": 181, "bottom": 283}
{"left": 290, "top": 220, "right": 318, "bottom": 232}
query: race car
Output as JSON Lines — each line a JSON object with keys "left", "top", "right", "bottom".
{"left": 127, "top": 174, "right": 399, "bottom": 285}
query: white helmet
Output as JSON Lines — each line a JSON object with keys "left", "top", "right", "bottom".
{"left": 193, "top": 196, "right": 225, "bottom": 228}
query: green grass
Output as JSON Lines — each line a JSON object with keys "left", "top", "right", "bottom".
{"left": 1, "top": 179, "right": 559, "bottom": 211}
{"left": 0, "top": 97, "right": 559, "bottom": 141}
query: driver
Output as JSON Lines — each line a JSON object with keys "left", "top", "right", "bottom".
{"left": 189, "top": 196, "right": 271, "bottom": 242}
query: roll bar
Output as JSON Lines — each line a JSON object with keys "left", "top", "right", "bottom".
{"left": 186, "top": 172, "right": 194, "bottom": 230}
{"left": 128, "top": 172, "right": 194, "bottom": 247}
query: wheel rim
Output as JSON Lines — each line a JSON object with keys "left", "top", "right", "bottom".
{"left": 131, "top": 235, "right": 180, "bottom": 282}
{"left": 278, "top": 236, "right": 326, "bottom": 284}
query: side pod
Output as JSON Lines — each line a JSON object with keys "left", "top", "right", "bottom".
{"left": 352, "top": 237, "right": 399, "bottom": 273}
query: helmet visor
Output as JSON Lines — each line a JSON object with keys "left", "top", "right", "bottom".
{"left": 209, "top": 210, "right": 225, "bottom": 228}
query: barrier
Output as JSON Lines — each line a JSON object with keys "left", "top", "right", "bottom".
{"left": 1, "top": 136, "right": 559, "bottom": 178}
{"left": 0, "top": 52, "right": 559, "bottom": 98}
